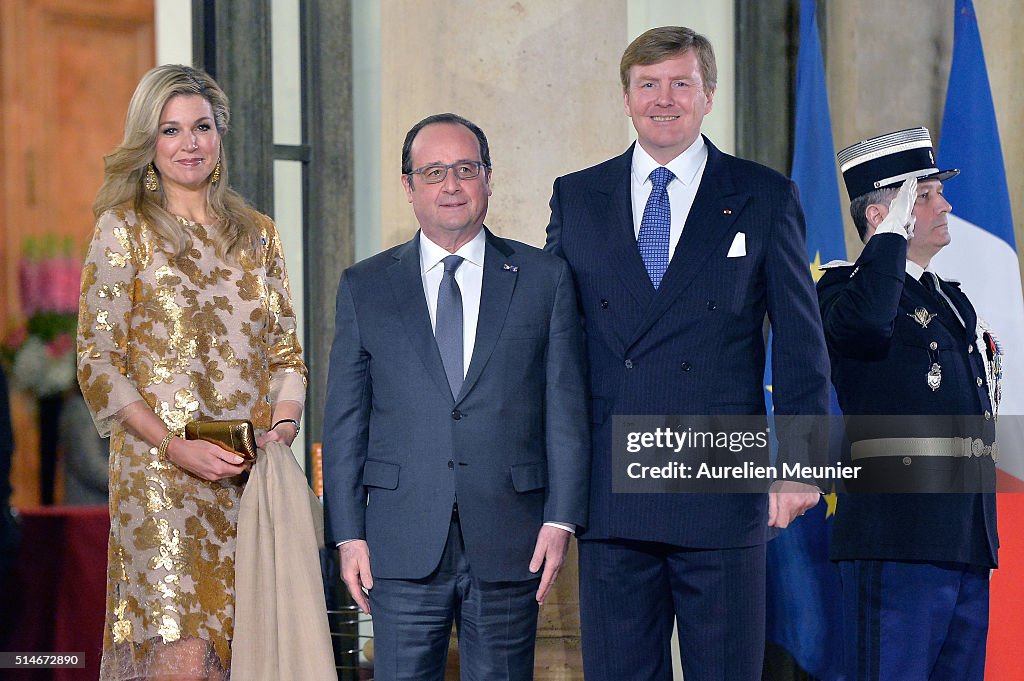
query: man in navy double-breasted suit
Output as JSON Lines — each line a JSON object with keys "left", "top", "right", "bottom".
{"left": 821, "top": 127, "right": 998, "bottom": 680}
{"left": 545, "top": 26, "right": 830, "bottom": 681}
{"left": 324, "top": 113, "right": 590, "bottom": 680}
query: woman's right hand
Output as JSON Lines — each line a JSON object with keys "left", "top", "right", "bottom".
{"left": 164, "top": 437, "right": 251, "bottom": 480}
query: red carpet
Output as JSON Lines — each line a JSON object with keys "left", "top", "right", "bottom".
{"left": 986, "top": 473, "right": 1024, "bottom": 680}
{"left": 0, "top": 505, "right": 108, "bottom": 681}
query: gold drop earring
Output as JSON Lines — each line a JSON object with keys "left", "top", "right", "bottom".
{"left": 144, "top": 164, "right": 159, "bottom": 192}
{"left": 210, "top": 161, "right": 221, "bottom": 184}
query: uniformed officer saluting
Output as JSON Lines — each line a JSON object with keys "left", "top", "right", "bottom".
{"left": 819, "top": 126, "right": 1000, "bottom": 681}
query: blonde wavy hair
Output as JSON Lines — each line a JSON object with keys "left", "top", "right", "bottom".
{"left": 93, "top": 64, "right": 262, "bottom": 265}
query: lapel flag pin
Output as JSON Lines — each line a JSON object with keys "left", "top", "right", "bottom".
{"left": 502, "top": 263, "right": 519, "bottom": 272}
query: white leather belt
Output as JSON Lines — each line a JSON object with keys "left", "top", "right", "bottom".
{"left": 851, "top": 437, "right": 998, "bottom": 462}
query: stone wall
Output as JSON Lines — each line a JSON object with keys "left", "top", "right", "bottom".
{"left": 378, "top": 1, "right": 628, "bottom": 249}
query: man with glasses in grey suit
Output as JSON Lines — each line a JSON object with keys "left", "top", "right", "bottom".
{"left": 323, "top": 113, "right": 590, "bottom": 681}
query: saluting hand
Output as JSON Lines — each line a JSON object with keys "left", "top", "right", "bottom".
{"left": 875, "top": 176, "right": 918, "bottom": 239}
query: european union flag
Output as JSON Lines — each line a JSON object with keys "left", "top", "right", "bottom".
{"left": 765, "top": 1, "right": 845, "bottom": 678}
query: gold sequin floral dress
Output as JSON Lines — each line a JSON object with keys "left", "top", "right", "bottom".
{"left": 77, "top": 207, "right": 307, "bottom": 680}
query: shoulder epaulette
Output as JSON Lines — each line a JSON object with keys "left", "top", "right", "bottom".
{"left": 819, "top": 259, "right": 854, "bottom": 270}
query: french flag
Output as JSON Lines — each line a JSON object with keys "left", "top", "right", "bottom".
{"left": 931, "top": 0, "right": 1024, "bottom": 485}
{"left": 928, "top": 1, "right": 1024, "bottom": 677}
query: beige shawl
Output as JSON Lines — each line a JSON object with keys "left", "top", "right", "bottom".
{"left": 231, "top": 441, "right": 337, "bottom": 680}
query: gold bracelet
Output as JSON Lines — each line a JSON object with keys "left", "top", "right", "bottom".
{"left": 157, "top": 432, "right": 175, "bottom": 461}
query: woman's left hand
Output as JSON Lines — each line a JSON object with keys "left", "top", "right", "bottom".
{"left": 261, "top": 401, "right": 302, "bottom": 449}
{"left": 257, "top": 425, "right": 296, "bottom": 449}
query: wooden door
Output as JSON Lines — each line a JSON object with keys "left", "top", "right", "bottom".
{"left": 1, "top": 0, "right": 154, "bottom": 506}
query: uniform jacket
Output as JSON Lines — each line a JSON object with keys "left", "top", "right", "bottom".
{"left": 545, "top": 139, "right": 830, "bottom": 548}
{"left": 818, "top": 232, "right": 998, "bottom": 567}
{"left": 322, "top": 228, "right": 590, "bottom": 581}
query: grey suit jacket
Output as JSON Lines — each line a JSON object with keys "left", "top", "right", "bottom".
{"left": 322, "top": 228, "right": 590, "bottom": 581}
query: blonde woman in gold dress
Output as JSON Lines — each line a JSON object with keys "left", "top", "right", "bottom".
{"left": 77, "top": 64, "right": 307, "bottom": 680}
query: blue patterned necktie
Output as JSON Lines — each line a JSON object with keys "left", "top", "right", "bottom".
{"left": 435, "top": 255, "right": 465, "bottom": 398}
{"left": 637, "top": 166, "right": 675, "bottom": 289}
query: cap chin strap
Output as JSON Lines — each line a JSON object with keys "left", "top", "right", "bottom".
{"left": 873, "top": 168, "right": 939, "bottom": 189}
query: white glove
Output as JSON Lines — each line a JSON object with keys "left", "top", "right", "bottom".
{"left": 874, "top": 176, "right": 917, "bottom": 239}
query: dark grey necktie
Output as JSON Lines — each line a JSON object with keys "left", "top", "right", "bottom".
{"left": 435, "top": 255, "right": 465, "bottom": 398}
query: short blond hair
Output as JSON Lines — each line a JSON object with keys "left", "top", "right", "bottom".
{"left": 620, "top": 26, "right": 717, "bottom": 93}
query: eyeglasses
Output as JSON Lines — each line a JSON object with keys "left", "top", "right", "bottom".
{"left": 405, "top": 161, "right": 488, "bottom": 184}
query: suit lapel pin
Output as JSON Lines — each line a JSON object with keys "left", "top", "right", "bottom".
{"left": 908, "top": 307, "right": 937, "bottom": 328}
{"left": 722, "top": 209, "right": 732, "bottom": 215}
{"left": 502, "top": 263, "right": 519, "bottom": 272}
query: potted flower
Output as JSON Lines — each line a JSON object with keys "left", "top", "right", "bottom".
{"left": 1, "top": 236, "right": 79, "bottom": 398}
{"left": 1, "top": 236, "right": 81, "bottom": 505}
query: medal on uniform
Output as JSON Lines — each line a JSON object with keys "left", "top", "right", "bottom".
{"left": 981, "top": 326, "right": 1003, "bottom": 418}
{"left": 926, "top": 362, "right": 942, "bottom": 391}
{"left": 909, "top": 307, "right": 937, "bottom": 328}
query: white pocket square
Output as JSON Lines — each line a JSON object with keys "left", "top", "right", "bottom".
{"left": 727, "top": 232, "right": 746, "bottom": 258}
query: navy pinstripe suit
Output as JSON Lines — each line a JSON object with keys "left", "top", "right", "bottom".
{"left": 546, "top": 138, "right": 830, "bottom": 680}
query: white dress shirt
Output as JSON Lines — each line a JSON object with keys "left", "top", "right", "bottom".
{"left": 630, "top": 136, "right": 709, "bottom": 260}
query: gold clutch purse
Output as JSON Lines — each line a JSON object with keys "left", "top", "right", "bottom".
{"left": 184, "top": 419, "right": 258, "bottom": 462}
